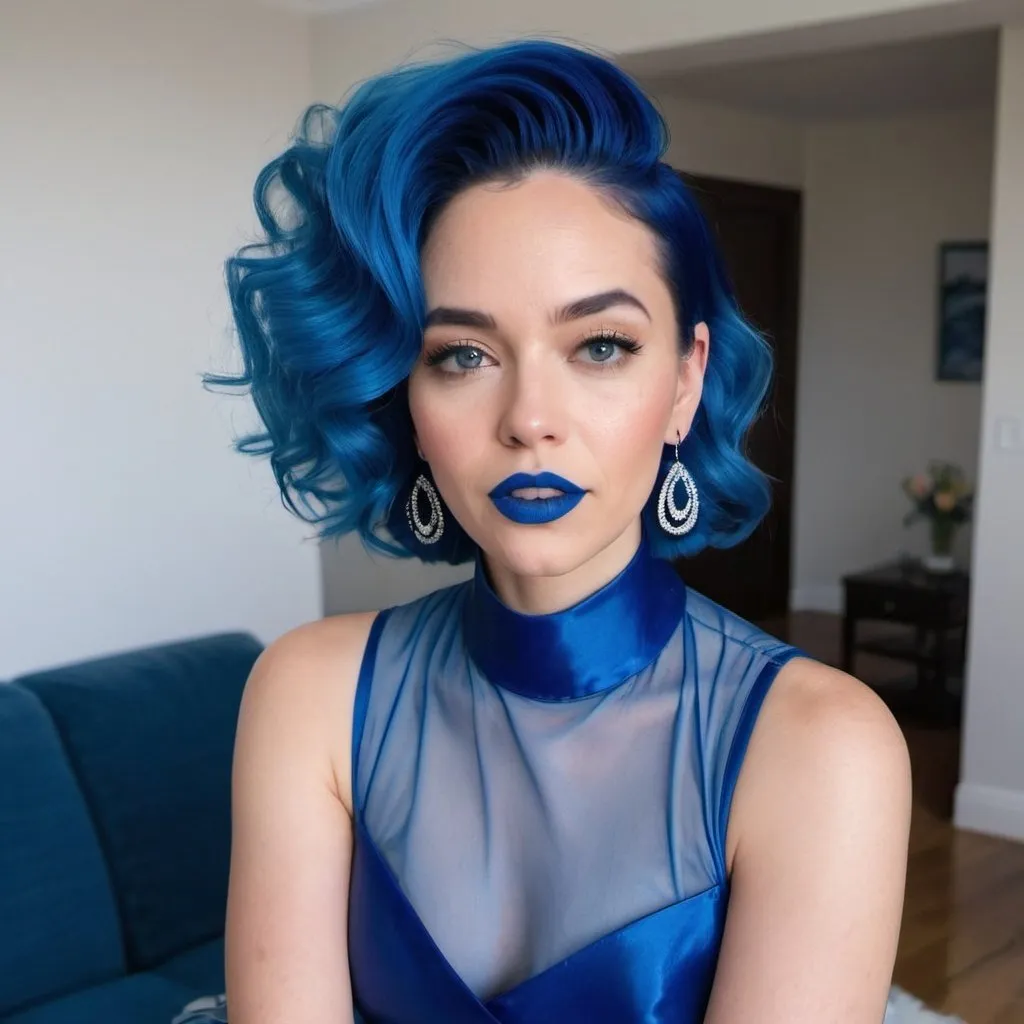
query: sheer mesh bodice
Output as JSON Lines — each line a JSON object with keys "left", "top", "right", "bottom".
{"left": 351, "top": 538, "right": 799, "bottom": 1008}
{"left": 174, "top": 537, "right": 803, "bottom": 1024}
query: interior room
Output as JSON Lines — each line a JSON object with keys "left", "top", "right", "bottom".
{"left": 2, "top": 0, "right": 1022, "bottom": 1021}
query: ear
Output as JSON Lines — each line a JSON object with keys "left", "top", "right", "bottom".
{"left": 663, "top": 321, "right": 709, "bottom": 445}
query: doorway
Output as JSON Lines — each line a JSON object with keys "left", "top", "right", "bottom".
{"left": 674, "top": 173, "right": 802, "bottom": 622}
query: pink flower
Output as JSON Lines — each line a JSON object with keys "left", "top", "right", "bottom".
{"left": 909, "top": 474, "right": 931, "bottom": 498}
{"left": 935, "top": 491, "right": 956, "bottom": 513}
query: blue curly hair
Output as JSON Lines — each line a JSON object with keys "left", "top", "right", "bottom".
{"left": 210, "top": 38, "right": 773, "bottom": 563}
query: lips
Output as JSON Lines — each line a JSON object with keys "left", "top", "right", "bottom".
{"left": 488, "top": 472, "right": 586, "bottom": 525}
{"left": 488, "top": 472, "right": 584, "bottom": 499}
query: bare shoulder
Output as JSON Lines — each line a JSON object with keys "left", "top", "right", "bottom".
{"left": 248, "top": 611, "right": 379, "bottom": 695}
{"left": 726, "top": 656, "right": 912, "bottom": 872}
{"left": 759, "top": 656, "right": 909, "bottom": 753}
{"left": 237, "top": 611, "right": 380, "bottom": 814}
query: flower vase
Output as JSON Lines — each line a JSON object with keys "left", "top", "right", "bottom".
{"left": 923, "top": 517, "right": 956, "bottom": 573}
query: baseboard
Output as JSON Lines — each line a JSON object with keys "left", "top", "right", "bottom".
{"left": 954, "top": 782, "right": 1024, "bottom": 843}
{"left": 789, "top": 584, "right": 843, "bottom": 614}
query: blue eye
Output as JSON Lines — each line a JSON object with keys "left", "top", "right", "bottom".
{"left": 577, "top": 333, "right": 642, "bottom": 365}
{"left": 454, "top": 348, "right": 484, "bottom": 369}
{"left": 425, "top": 343, "right": 490, "bottom": 374}
{"left": 585, "top": 339, "right": 618, "bottom": 362}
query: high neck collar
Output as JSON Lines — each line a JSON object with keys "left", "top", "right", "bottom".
{"left": 462, "top": 535, "right": 686, "bottom": 701}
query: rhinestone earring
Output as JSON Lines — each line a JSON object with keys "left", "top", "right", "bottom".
{"left": 406, "top": 472, "right": 445, "bottom": 545}
{"left": 657, "top": 434, "right": 699, "bottom": 536}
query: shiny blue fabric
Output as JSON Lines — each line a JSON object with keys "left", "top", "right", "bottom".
{"left": 350, "top": 813, "right": 727, "bottom": 1023}
{"left": 463, "top": 540, "right": 686, "bottom": 699}
{"left": 349, "top": 536, "right": 801, "bottom": 1023}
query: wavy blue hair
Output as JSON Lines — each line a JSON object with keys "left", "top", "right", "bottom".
{"left": 210, "top": 39, "right": 773, "bottom": 563}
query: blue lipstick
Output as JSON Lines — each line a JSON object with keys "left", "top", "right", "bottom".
{"left": 488, "top": 472, "right": 585, "bottom": 525}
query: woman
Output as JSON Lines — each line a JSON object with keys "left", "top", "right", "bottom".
{"left": 186, "top": 38, "right": 911, "bottom": 1024}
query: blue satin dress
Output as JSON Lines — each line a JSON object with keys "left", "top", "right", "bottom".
{"left": 348, "top": 537, "right": 800, "bottom": 1023}
{"left": 177, "top": 536, "right": 800, "bottom": 1024}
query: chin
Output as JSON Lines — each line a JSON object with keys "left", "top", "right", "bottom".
{"left": 479, "top": 513, "right": 638, "bottom": 581}
{"left": 485, "top": 531, "right": 586, "bottom": 579}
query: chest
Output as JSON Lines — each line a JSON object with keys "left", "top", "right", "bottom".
{"left": 366, "top": 675, "right": 713, "bottom": 998}
{"left": 349, "top": 816, "right": 729, "bottom": 1023}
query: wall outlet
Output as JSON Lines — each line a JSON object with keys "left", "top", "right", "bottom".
{"left": 994, "top": 415, "right": 1023, "bottom": 453}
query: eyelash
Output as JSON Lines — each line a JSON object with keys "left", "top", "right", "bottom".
{"left": 423, "top": 330, "right": 643, "bottom": 374}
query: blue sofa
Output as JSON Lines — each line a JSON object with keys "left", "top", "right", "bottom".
{"left": 0, "top": 633, "right": 262, "bottom": 1024}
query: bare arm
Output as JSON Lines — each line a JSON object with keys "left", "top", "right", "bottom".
{"left": 224, "top": 613, "right": 377, "bottom": 1024}
{"left": 705, "top": 659, "right": 912, "bottom": 1023}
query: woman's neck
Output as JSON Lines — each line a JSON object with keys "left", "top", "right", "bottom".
{"left": 480, "top": 521, "right": 643, "bottom": 616}
{"left": 462, "top": 521, "right": 686, "bottom": 701}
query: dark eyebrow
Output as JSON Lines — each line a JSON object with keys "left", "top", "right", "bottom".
{"left": 552, "top": 289, "right": 651, "bottom": 324}
{"left": 423, "top": 307, "right": 498, "bottom": 330}
{"left": 423, "top": 288, "right": 651, "bottom": 332}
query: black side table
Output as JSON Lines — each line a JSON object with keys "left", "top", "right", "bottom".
{"left": 841, "top": 561, "right": 969, "bottom": 724}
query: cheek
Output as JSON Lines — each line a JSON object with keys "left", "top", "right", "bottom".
{"left": 584, "top": 375, "right": 675, "bottom": 478}
{"left": 407, "top": 375, "right": 485, "bottom": 475}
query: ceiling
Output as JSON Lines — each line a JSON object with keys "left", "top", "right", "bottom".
{"left": 242, "top": 1, "right": 997, "bottom": 121}
{"left": 637, "top": 29, "right": 999, "bottom": 121}
{"left": 252, "top": 0, "right": 383, "bottom": 11}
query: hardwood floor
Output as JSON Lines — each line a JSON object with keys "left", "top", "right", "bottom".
{"left": 899, "top": 799, "right": 1024, "bottom": 1022}
{"left": 769, "top": 612, "right": 1024, "bottom": 1023}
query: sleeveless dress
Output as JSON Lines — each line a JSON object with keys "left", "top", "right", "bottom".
{"left": 175, "top": 536, "right": 802, "bottom": 1024}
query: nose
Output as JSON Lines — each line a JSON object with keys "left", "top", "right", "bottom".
{"left": 496, "top": 357, "right": 566, "bottom": 451}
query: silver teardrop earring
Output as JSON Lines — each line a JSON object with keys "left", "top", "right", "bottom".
{"left": 406, "top": 472, "right": 445, "bottom": 545}
{"left": 657, "top": 433, "right": 699, "bottom": 536}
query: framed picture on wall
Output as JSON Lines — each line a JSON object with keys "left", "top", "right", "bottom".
{"left": 937, "top": 241, "right": 988, "bottom": 382}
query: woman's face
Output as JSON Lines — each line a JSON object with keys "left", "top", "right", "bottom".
{"left": 408, "top": 170, "right": 708, "bottom": 586}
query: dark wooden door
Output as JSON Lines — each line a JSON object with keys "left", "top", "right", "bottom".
{"left": 674, "top": 174, "right": 802, "bottom": 622}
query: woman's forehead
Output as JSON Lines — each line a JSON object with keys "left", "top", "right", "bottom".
{"left": 421, "top": 172, "right": 665, "bottom": 316}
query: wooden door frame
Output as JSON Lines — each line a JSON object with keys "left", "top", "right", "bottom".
{"left": 680, "top": 172, "right": 803, "bottom": 618}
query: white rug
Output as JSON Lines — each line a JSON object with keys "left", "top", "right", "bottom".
{"left": 886, "top": 986, "right": 966, "bottom": 1023}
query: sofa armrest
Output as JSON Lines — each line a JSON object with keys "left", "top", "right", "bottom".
{"left": 15, "top": 632, "right": 262, "bottom": 970}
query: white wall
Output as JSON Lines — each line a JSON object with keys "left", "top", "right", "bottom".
{"left": 955, "top": 25, "right": 1024, "bottom": 843}
{"left": 0, "top": 0, "right": 321, "bottom": 678}
{"left": 792, "top": 108, "right": 993, "bottom": 610}
{"left": 653, "top": 91, "right": 804, "bottom": 190}
{"left": 308, "top": 0, "right": 1017, "bottom": 101}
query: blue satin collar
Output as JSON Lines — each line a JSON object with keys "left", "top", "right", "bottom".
{"left": 462, "top": 536, "right": 686, "bottom": 701}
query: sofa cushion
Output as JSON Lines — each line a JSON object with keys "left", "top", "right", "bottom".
{"left": 0, "top": 685, "right": 124, "bottom": 1017}
{"left": 3, "top": 972, "right": 197, "bottom": 1024}
{"left": 15, "top": 633, "right": 262, "bottom": 971}
{"left": 154, "top": 938, "right": 225, "bottom": 994}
